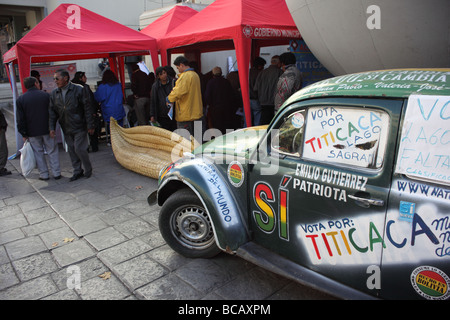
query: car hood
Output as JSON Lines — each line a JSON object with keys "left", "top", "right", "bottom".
{"left": 194, "top": 125, "right": 268, "bottom": 158}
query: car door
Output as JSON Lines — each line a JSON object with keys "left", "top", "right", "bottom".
{"left": 381, "top": 94, "right": 450, "bottom": 300}
{"left": 248, "top": 97, "right": 403, "bottom": 297}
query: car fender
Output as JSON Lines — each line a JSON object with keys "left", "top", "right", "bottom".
{"left": 154, "top": 157, "right": 250, "bottom": 253}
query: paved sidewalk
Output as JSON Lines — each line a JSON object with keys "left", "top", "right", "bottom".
{"left": 0, "top": 91, "right": 333, "bottom": 300}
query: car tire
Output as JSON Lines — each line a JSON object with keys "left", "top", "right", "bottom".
{"left": 159, "top": 188, "right": 221, "bottom": 258}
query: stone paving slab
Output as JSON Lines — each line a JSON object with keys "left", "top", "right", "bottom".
{"left": 52, "top": 239, "right": 97, "bottom": 267}
{"left": 84, "top": 227, "right": 128, "bottom": 251}
{"left": 112, "top": 253, "right": 169, "bottom": 291}
{"left": 0, "top": 275, "right": 59, "bottom": 300}
{"left": 12, "top": 252, "right": 59, "bottom": 282}
{"left": 4, "top": 236, "right": 48, "bottom": 261}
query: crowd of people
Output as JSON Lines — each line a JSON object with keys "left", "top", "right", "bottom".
{"left": 154, "top": 52, "right": 303, "bottom": 137}
{"left": 250, "top": 52, "right": 303, "bottom": 126}
{"left": 0, "top": 52, "right": 303, "bottom": 180}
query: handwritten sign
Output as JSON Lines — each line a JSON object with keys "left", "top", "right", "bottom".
{"left": 396, "top": 95, "right": 450, "bottom": 185}
{"left": 303, "top": 106, "right": 389, "bottom": 168}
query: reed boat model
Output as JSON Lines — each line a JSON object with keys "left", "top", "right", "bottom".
{"left": 109, "top": 118, "right": 195, "bottom": 179}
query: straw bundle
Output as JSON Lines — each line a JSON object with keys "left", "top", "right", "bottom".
{"left": 110, "top": 118, "right": 194, "bottom": 179}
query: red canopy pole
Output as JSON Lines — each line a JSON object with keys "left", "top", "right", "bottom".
{"left": 160, "top": 48, "right": 169, "bottom": 67}
{"left": 18, "top": 54, "right": 30, "bottom": 93}
{"left": 117, "top": 55, "right": 126, "bottom": 100}
{"left": 234, "top": 36, "right": 252, "bottom": 127}
{"left": 108, "top": 56, "right": 118, "bottom": 76}
{"left": 149, "top": 49, "right": 160, "bottom": 71}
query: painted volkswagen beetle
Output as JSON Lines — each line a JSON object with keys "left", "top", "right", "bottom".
{"left": 149, "top": 69, "right": 450, "bottom": 300}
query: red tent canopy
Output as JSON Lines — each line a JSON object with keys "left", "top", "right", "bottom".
{"left": 158, "top": 0, "right": 301, "bottom": 127}
{"left": 140, "top": 5, "right": 198, "bottom": 46}
{"left": 3, "top": 3, "right": 159, "bottom": 92}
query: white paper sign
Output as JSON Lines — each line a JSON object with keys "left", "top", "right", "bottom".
{"left": 303, "top": 106, "right": 389, "bottom": 168}
{"left": 396, "top": 95, "right": 450, "bottom": 185}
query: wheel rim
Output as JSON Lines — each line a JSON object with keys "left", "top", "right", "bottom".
{"left": 171, "top": 205, "right": 215, "bottom": 250}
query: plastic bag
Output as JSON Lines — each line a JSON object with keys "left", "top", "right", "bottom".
{"left": 19, "top": 140, "right": 36, "bottom": 177}
{"left": 167, "top": 103, "right": 173, "bottom": 120}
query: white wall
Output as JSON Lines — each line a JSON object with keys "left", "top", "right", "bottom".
{"left": 46, "top": 0, "right": 155, "bottom": 30}
{"left": 199, "top": 45, "right": 290, "bottom": 76}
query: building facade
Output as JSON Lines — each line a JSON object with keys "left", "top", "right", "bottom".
{"left": 0, "top": 0, "right": 285, "bottom": 82}
{"left": 0, "top": 0, "right": 215, "bottom": 81}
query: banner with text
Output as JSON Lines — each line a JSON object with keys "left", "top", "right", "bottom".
{"left": 290, "top": 40, "right": 333, "bottom": 87}
{"left": 396, "top": 94, "right": 450, "bottom": 185}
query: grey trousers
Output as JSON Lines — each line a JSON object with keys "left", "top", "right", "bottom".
{"left": 64, "top": 131, "right": 92, "bottom": 176}
{"left": 134, "top": 97, "right": 150, "bottom": 126}
{"left": 29, "top": 135, "right": 61, "bottom": 179}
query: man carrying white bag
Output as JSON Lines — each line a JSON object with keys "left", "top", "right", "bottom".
{"left": 16, "top": 76, "right": 61, "bottom": 180}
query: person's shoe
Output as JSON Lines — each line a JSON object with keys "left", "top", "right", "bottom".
{"left": 54, "top": 175, "right": 62, "bottom": 180}
{"left": 39, "top": 177, "right": 49, "bottom": 181}
{"left": 0, "top": 168, "right": 12, "bottom": 176}
{"left": 69, "top": 171, "right": 84, "bottom": 182}
{"left": 84, "top": 171, "right": 92, "bottom": 179}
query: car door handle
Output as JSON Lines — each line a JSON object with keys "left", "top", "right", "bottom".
{"left": 348, "top": 194, "right": 384, "bottom": 207}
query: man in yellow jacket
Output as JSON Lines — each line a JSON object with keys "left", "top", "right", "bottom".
{"left": 167, "top": 56, "right": 203, "bottom": 139}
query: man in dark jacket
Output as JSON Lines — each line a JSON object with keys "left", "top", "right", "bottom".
{"left": 254, "top": 55, "right": 283, "bottom": 124}
{"left": 150, "top": 66, "right": 176, "bottom": 131}
{"left": 205, "top": 66, "right": 240, "bottom": 134}
{"left": 249, "top": 57, "right": 266, "bottom": 126}
{"left": 131, "top": 63, "right": 152, "bottom": 125}
{"left": 49, "top": 69, "right": 94, "bottom": 181}
{"left": 17, "top": 76, "right": 61, "bottom": 180}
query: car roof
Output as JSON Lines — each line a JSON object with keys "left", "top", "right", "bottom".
{"left": 284, "top": 68, "right": 450, "bottom": 106}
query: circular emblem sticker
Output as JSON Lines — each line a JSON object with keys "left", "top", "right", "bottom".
{"left": 411, "top": 266, "right": 450, "bottom": 300}
{"left": 291, "top": 112, "right": 304, "bottom": 128}
{"left": 228, "top": 161, "right": 244, "bottom": 187}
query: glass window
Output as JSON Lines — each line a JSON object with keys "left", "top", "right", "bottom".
{"left": 271, "top": 111, "right": 306, "bottom": 157}
{"left": 302, "top": 106, "right": 390, "bottom": 169}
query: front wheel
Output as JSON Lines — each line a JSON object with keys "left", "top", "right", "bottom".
{"left": 159, "top": 188, "right": 221, "bottom": 258}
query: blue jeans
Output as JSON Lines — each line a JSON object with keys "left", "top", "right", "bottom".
{"left": 250, "top": 99, "right": 262, "bottom": 126}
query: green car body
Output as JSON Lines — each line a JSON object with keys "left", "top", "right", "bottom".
{"left": 152, "top": 69, "right": 450, "bottom": 300}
